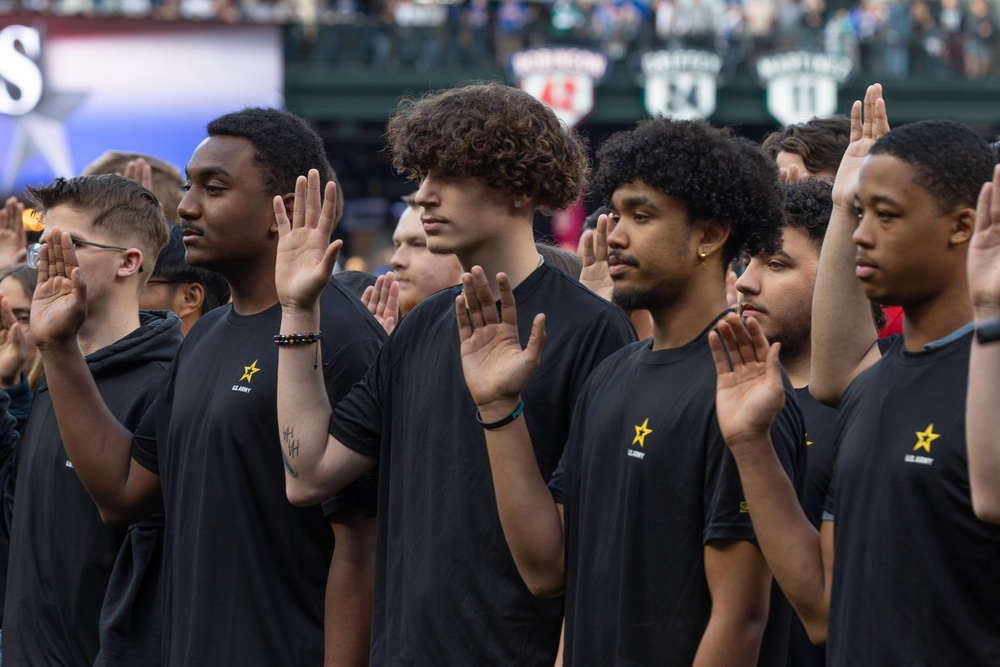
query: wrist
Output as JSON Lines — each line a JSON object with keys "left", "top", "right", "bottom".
{"left": 280, "top": 305, "right": 321, "bottom": 329}
{"left": 973, "top": 302, "right": 1000, "bottom": 322}
{"left": 475, "top": 396, "right": 523, "bottom": 425}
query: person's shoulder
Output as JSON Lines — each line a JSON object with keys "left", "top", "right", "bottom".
{"left": 319, "top": 278, "right": 389, "bottom": 342}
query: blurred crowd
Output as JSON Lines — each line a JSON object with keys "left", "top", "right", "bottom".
{"left": 2, "top": 0, "right": 997, "bottom": 79}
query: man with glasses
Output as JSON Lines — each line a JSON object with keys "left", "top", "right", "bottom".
{"left": 2, "top": 174, "right": 181, "bottom": 666}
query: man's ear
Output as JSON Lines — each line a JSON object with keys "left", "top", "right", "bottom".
{"left": 118, "top": 248, "right": 145, "bottom": 278}
{"left": 695, "top": 219, "right": 731, "bottom": 260}
{"left": 950, "top": 206, "right": 975, "bottom": 246}
{"left": 271, "top": 192, "right": 296, "bottom": 234}
{"left": 174, "top": 282, "right": 205, "bottom": 319}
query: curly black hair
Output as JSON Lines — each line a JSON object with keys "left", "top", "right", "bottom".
{"left": 593, "top": 117, "right": 784, "bottom": 267}
{"left": 385, "top": 82, "right": 589, "bottom": 212}
{"left": 207, "top": 107, "right": 330, "bottom": 198}
{"left": 870, "top": 120, "right": 993, "bottom": 213}
{"left": 761, "top": 116, "right": 851, "bottom": 175}
{"left": 783, "top": 179, "right": 833, "bottom": 250}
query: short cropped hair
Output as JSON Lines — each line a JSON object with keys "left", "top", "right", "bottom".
{"left": 26, "top": 175, "right": 169, "bottom": 275}
{"left": 152, "top": 225, "right": 230, "bottom": 314}
{"left": 783, "top": 179, "right": 834, "bottom": 250}
{"left": 761, "top": 116, "right": 851, "bottom": 175}
{"left": 207, "top": 108, "right": 330, "bottom": 199}
{"left": 82, "top": 151, "right": 185, "bottom": 223}
{"left": 870, "top": 120, "right": 994, "bottom": 213}
{"left": 386, "top": 82, "right": 589, "bottom": 212}
{"left": 594, "top": 117, "right": 784, "bottom": 267}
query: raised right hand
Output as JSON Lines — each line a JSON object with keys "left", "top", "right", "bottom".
{"left": 579, "top": 214, "right": 614, "bottom": 302}
{"left": 361, "top": 272, "right": 399, "bottom": 334}
{"left": 0, "top": 196, "right": 27, "bottom": 271}
{"left": 275, "top": 169, "right": 342, "bottom": 312}
{"left": 831, "top": 83, "right": 890, "bottom": 211}
{"left": 30, "top": 228, "right": 87, "bottom": 350}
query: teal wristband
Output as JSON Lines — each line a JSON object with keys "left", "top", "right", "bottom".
{"left": 476, "top": 400, "right": 525, "bottom": 430}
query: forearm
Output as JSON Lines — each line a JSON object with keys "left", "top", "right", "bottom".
{"left": 810, "top": 204, "right": 880, "bottom": 405}
{"left": 325, "top": 513, "right": 376, "bottom": 667}
{"left": 692, "top": 611, "right": 766, "bottom": 667}
{"left": 278, "top": 307, "right": 376, "bottom": 505}
{"left": 480, "top": 400, "right": 565, "bottom": 597}
{"left": 40, "top": 341, "right": 140, "bottom": 516}
{"left": 967, "top": 313, "right": 1000, "bottom": 522}
{"left": 728, "top": 436, "right": 830, "bottom": 638}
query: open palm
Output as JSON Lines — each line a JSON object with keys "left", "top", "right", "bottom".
{"left": 30, "top": 229, "right": 87, "bottom": 348}
{"left": 457, "top": 267, "right": 545, "bottom": 412}
{"left": 275, "top": 169, "right": 342, "bottom": 311}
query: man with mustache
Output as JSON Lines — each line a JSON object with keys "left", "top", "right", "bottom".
{"left": 454, "top": 116, "right": 805, "bottom": 665}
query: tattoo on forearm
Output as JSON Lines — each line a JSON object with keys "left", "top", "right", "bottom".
{"left": 282, "top": 450, "right": 298, "bottom": 478}
{"left": 281, "top": 425, "right": 300, "bottom": 477}
{"left": 283, "top": 425, "right": 300, "bottom": 458}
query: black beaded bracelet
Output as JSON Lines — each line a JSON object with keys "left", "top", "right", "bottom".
{"left": 976, "top": 317, "right": 1000, "bottom": 345}
{"left": 274, "top": 332, "right": 322, "bottom": 346}
{"left": 476, "top": 400, "right": 525, "bottom": 430}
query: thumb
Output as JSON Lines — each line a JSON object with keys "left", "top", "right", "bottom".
{"left": 524, "top": 313, "right": 546, "bottom": 371}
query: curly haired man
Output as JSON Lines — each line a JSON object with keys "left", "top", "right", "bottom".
{"left": 272, "top": 82, "right": 636, "bottom": 665}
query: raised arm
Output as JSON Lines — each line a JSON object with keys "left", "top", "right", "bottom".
{"left": 457, "top": 266, "right": 565, "bottom": 597}
{"left": 32, "top": 230, "right": 160, "bottom": 524}
{"left": 966, "top": 164, "right": 1000, "bottom": 522}
{"left": 810, "top": 84, "right": 887, "bottom": 406}
{"left": 274, "top": 169, "right": 376, "bottom": 505}
{"left": 710, "top": 313, "right": 834, "bottom": 643}
{"left": 0, "top": 197, "right": 26, "bottom": 272}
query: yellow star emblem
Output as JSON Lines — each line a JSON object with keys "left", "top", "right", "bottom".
{"left": 913, "top": 423, "right": 940, "bottom": 453}
{"left": 240, "top": 359, "right": 261, "bottom": 383}
{"left": 632, "top": 418, "right": 653, "bottom": 447}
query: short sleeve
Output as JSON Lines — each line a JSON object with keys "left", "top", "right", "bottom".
{"left": 131, "top": 399, "right": 160, "bottom": 474}
{"left": 329, "top": 335, "right": 390, "bottom": 460}
{"left": 705, "top": 389, "right": 804, "bottom": 543}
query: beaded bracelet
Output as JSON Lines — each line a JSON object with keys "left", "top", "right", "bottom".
{"left": 274, "top": 332, "right": 323, "bottom": 369}
{"left": 274, "top": 332, "right": 323, "bottom": 346}
{"left": 476, "top": 400, "right": 525, "bottom": 431}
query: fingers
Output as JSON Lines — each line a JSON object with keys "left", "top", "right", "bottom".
{"left": 708, "top": 329, "right": 732, "bottom": 377}
{"left": 375, "top": 273, "right": 395, "bottom": 316}
{"left": 743, "top": 315, "right": 774, "bottom": 365}
{"left": 849, "top": 100, "right": 863, "bottom": 144}
{"left": 976, "top": 180, "right": 994, "bottom": 237}
{"left": 319, "top": 181, "right": 339, "bottom": 237}
{"left": 594, "top": 215, "right": 610, "bottom": 263}
{"left": 273, "top": 195, "right": 290, "bottom": 236}
{"left": 871, "top": 83, "right": 890, "bottom": 137}
{"left": 292, "top": 174, "right": 307, "bottom": 230}
{"left": 523, "top": 313, "right": 546, "bottom": 369}
{"left": 321, "top": 240, "right": 343, "bottom": 279}
{"left": 361, "top": 285, "right": 375, "bottom": 311}
{"left": 456, "top": 293, "right": 472, "bottom": 341}
{"left": 579, "top": 229, "right": 596, "bottom": 268}
{"left": 385, "top": 278, "right": 399, "bottom": 321}
{"left": 497, "top": 273, "right": 518, "bottom": 329}
{"left": 862, "top": 84, "right": 874, "bottom": 139}
{"left": 0, "top": 295, "right": 14, "bottom": 333}
{"left": 461, "top": 272, "right": 487, "bottom": 330}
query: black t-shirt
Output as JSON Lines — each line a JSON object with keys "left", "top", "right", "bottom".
{"left": 131, "top": 280, "right": 384, "bottom": 666}
{"left": 549, "top": 336, "right": 805, "bottom": 666}
{"left": 827, "top": 332, "right": 1000, "bottom": 666}
{"left": 4, "top": 313, "right": 182, "bottom": 666}
{"left": 330, "top": 263, "right": 636, "bottom": 666}
{"left": 782, "top": 387, "right": 836, "bottom": 667}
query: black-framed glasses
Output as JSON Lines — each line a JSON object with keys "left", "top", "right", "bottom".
{"left": 26, "top": 238, "right": 131, "bottom": 270}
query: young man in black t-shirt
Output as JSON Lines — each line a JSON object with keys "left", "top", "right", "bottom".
{"left": 711, "top": 84, "right": 1000, "bottom": 666}
{"left": 1, "top": 175, "right": 179, "bottom": 666}
{"left": 273, "top": 83, "right": 635, "bottom": 665}
{"left": 455, "top": 117, "right": 805, "bottom": 666}
{"left": 28, "top": 110, "right": 385, "bottom": 665}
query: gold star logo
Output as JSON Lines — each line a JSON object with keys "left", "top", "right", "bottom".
{"left": 632, "top": 418, "right": 653, "bottom": 447}
{"left": 913, "top": 423, "right": 940, "bottom": 453}
{"left": 240, "top": 359, "right": 261, "bottom": 383}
